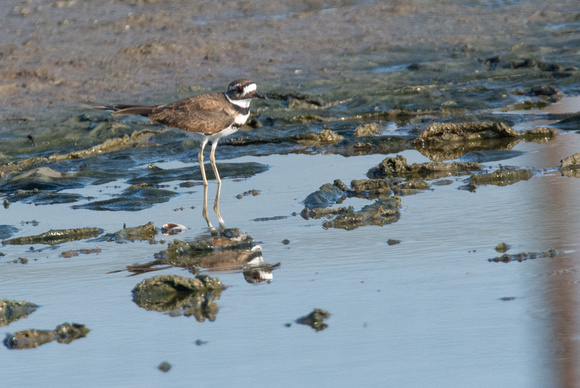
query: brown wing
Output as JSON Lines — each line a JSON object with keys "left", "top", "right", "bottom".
{"left": 147, "top": 93, "right": 237, "bottom": 135}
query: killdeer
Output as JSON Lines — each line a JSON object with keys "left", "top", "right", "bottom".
{"left": 94, "top": 79, "right": 266, "bottom": 185}
{"left": 94, "top": 79, "right": 266, "bottom": 229}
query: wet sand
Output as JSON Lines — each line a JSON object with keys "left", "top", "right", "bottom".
{"left": 1, "top": 0, "right": 579, "bottom": 117}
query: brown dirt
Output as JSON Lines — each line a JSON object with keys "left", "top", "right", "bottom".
{"left": 1, "top": 0, "right": 578, "bottom": 117}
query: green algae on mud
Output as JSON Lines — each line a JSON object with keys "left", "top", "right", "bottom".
{"left": 2, "top": 227, "right": 103, "bottom": 246}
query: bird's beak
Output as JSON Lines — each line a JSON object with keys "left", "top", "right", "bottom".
{"left": 255, "top": 92, "right": 267, "bottom": 100}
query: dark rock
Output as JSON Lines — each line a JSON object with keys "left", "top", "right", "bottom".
{"left": 296, "top": 308, "right": 330, "bottom": 332}
{"left": 4, "top": 322, "right": 89, "bottom": 349}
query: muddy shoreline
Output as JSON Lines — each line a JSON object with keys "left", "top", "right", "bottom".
{"left": 2, "top": 0, "right": 579, "bottom": 119}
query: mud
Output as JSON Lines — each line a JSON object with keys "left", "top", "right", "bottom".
{"left": 4, "top": 323, "right": 89, "bottom": 349}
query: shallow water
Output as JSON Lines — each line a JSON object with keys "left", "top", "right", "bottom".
{"left": 1, "top": 129, "right": 580, "bottom": 386}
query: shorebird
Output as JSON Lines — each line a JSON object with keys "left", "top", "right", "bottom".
{"left": 94, "top": 79, "right": 266, "bottom": 229}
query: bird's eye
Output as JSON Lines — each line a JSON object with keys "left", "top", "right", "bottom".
{"left": 236, "top": 86, "right": 243, "bottom": 94}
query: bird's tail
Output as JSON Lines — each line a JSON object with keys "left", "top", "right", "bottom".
{"left": 92, "top": 104, "right": 157, "bottom": 117}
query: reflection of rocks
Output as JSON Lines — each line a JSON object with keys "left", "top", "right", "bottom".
{"left": 520, "top": 127, "right": 558, "bottom": 142}
{"left": 367, "top": 155, "right": 481, "bottom": 180}
{"left": 560, "top": 152, "right": 580, "bottom": 178}
{"left": 415, "top": 138, "right": 520, "bottom": 161}
{"left": 0, "top": 300, "right": 38, "bottom": 327}
{"left": 412, "top": 122, "right": 557, "bottom": 161}
{"left": 4, "top": 323, "right": 89, "bottom": 349}
{"left": 489, "top": 249, "right": 563, "bottom": 263}
{"left": 296, "top": 309, "right": 330, "bottom": 332}
{"left": 555, "top": 114, "right": 580, "bottom": 131}
{"left": 2, "top": 227, "right": 103, "bottom": 246}
{"left": 469, "top": 167, "right": 533, "bottom": 187}
{"left": 60, "top": 248, "right": 102, "bottom": 258}
{"left": 132, "top": 274, "right": 225, "bottom": 321}
{"left": 0, "top": 225, "right": 19, "bottom": 240}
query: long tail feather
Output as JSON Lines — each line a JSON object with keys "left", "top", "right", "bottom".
{"left": 93, "top": 104, "right": 157, "bottom": 117}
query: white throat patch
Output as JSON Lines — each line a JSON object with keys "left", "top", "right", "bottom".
{"left": 226, "top": 94, "right": 252, "bottom": 108}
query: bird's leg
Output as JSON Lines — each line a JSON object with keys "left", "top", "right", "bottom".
{"left": 209, "top": 140, "right": 226, "bottom": 231}
{"left": 198, "top": 139, "right": 214, "bottom": 230}
{"left": 202, "top": 182, "right": 214, "bottom": 230}
{"left": 209, "top": 139, "right": 221, "bottom": 185}
{"left": 198, "top": 139, "right": 209, "bottom": 187}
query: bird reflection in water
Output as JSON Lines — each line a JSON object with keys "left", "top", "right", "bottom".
{"left": 124, "top": 237, "right": 278, "bottom": 284}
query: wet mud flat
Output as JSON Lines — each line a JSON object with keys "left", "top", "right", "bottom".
{"left": 2, "top": 0, "right": 580, "bottom": 387}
